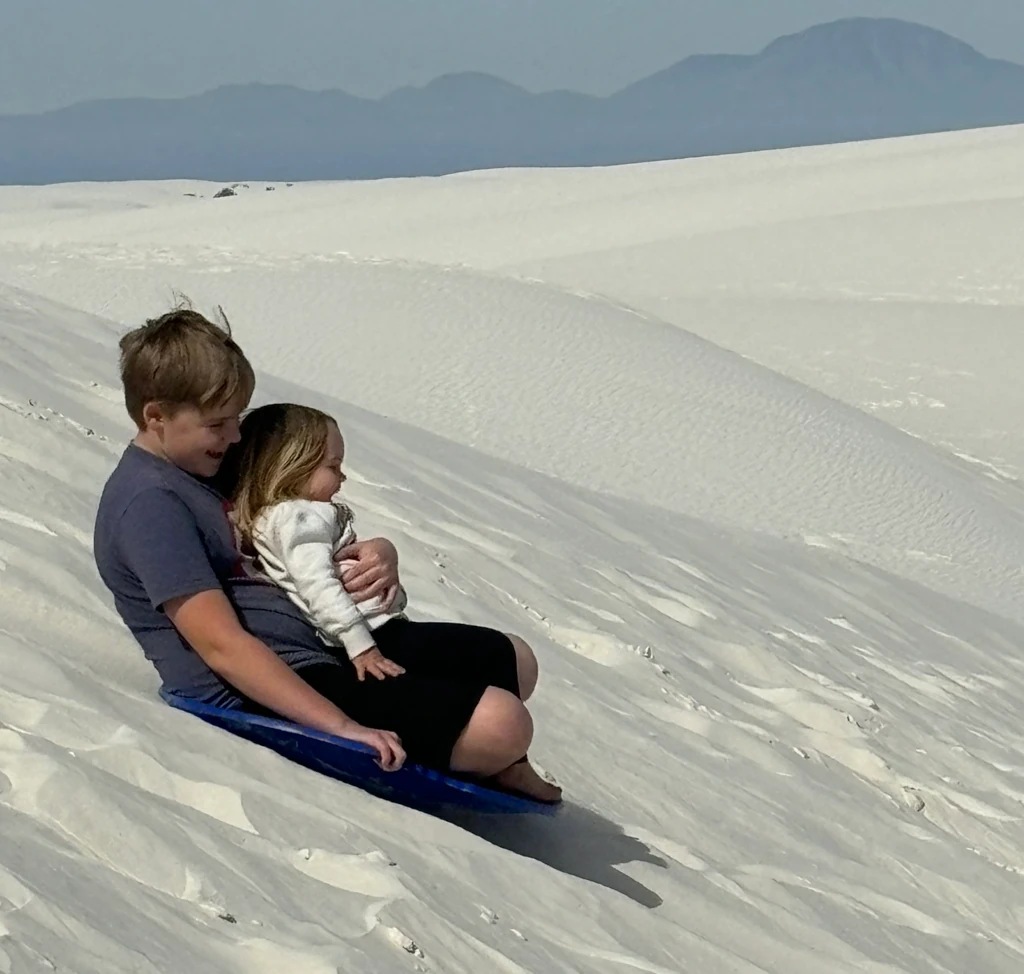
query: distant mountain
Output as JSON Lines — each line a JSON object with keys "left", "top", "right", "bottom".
{"left": 2, "top": 17, "right": 1023, "bottom": 185}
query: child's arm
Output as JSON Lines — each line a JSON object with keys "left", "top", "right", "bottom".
{"left": 262, "top": 502, "right": 385, "bottom": 660}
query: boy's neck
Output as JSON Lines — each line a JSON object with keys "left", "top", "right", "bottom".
{"left": 133, "top": 430, "right": 168, "bottom": 461}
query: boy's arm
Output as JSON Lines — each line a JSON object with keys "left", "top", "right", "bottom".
{"left": 116, "top": 490, "right": 355, "bottom": 729}
{"left": 264, "top": 503, "right": 377, "bottom": 660}
{"left": 117, "top": 491, "right": 401, "bottom": 766}
{"left": 337, "top": 538, "right": 400, "bottom": 607}
{"left": 333, "top": 511, "right": 404, "bottom": 613}
{"left": 166, "top": 591, "right": 403, "bottom": 768}
{"left": 164, "top": 590, "right": 354, "bottom": 735}
{"left": 333, "top": 519, "right": 403, "bottom": 611}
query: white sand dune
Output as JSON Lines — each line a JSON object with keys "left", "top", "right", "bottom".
{"left": 2, "top": 127, "right": 1024, "bottom": 972}
{"left": 8, "top": 124, "right": 1022, "bottom": 478}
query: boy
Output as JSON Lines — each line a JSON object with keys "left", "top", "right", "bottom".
{"left": 93, "top": 307, "right": 406, "bottom": 769}
{"left": 94, "top": 306, "right": 553, "bottom": 797}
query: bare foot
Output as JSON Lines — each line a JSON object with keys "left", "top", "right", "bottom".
{"left": 493, "top": 760, "right": 563, "bottom": 803}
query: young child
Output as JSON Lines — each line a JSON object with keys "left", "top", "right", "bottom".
{"left": 218, "top": 403, "right": 562, "bottom": 802}
{"left": 223, "top": 404, "right": 410, "bottom": 682}
{"left": 93, "top": 305, "right": 559, "bottom": 801}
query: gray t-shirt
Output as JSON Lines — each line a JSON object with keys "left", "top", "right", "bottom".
{"left": 93, "top": 444, "right": 340, "bottom": 706}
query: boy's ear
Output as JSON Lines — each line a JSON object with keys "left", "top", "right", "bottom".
{"left": 141, "top": 401, "right": 167, "bottom": 430}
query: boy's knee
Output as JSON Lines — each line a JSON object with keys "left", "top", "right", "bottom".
{"left": 451, "top": 688, "right": 533, "bottom": 774}
{"left": 505, "top": 633, "right": 539, "bottom": 698}
{"left": 506, "top": 633, "right": 536, "bottom": 660}
{"left": 478, "top": 687, "right": 533, "bottom": 753}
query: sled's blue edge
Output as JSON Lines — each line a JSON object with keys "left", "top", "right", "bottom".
{"left": 161, "top": 690, "right": 560, "bottom": 816}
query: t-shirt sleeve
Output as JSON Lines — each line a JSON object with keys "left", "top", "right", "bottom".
{"left": 117, "top": 488, "right": 222, "bottom": 610}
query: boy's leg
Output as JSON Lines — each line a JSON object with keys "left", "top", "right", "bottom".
{"left": 504, "top": 633, "right": 539, "bottom": 701}
{"left": 448, "top": 687, "right": 561, "bottom": 802}
{"left": 291, "top": 661, "right": 529, "bottom": 779}
{"left": 263, "top": 661, "right": 561, "bottom": 802}
{"left": 375, "top": 620, "right": 522, "bottom": 697}
{"left": 448, "top": 686, "right": 532, "bottom": 774}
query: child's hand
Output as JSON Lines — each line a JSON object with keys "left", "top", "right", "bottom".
{"left": 337, "top": 722, "right": 406, "bottom": 771}
{"left": 353, "top": 646, "right": 406, "bottom": 682}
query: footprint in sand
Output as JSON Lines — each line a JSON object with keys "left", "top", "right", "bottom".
{"left": 595, "top": 567, "right": 717, "bottom": 629}
{"left": 432, "top": 520, "right": 515, "bottom": 558}
{"left": 791, "top": 665, "right": 881, "bottom": 713}
{"left": 740, "top": 684, "right": 897, "bottom": 792}
{"left": 381, "top": 926, "right": 425, "bottom": 959}
{"left": 291, "top": 848, "right": 406, "bottom": 901}
{"left": 82, "top": 380, "right": 123, "bottom": 404}
{"left": 546, "top": 625, "right": 631, "bottom": 667}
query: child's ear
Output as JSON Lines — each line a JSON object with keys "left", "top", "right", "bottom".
{"left": 141, "top": 401, "right": 166, "bottom": 430}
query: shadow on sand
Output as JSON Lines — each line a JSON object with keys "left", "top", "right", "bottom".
{"left": 440, "top": 801, "right": 668, "bottom": 909}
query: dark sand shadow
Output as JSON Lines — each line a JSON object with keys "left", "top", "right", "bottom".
{"left": 440, "top": 801, "right": 668, "bottom": 909}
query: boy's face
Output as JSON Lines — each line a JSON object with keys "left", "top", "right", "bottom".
{"left": 140, "top": 398, "right": 244, "bottom": 478}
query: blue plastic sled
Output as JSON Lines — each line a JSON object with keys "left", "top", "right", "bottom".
{"left": 162, "top": 691, "right": 559, "bottom": 816}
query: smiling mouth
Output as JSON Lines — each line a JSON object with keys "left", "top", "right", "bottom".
{"left": 206, "top": 450, "right": 225, "bottom": 460}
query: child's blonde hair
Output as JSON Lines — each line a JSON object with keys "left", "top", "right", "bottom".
{"left": 219, "top": 403, "right": 336, "bottom": 548}
{"left": 119, "top": 303, "right": 255, "bottom": 427}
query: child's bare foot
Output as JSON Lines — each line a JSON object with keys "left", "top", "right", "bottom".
{"left": 493, "top": 759, "right": 563, "bottom": 803}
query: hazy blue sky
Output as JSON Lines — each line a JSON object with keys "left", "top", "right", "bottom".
{"left": 2, "top": 0, "right": 1023, "bottom": 114}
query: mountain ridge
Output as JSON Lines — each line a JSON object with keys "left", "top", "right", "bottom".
{"left": 2, "top": 17, "right": 1023, "bottom": 184}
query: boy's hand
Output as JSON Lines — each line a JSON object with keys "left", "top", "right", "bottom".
{"left": 337, "top": 538, "right": 399, "bottom": 606}
{"left": 353, "top": 646, "right": 406, "bottom": 682}
{"left": 335, "top": 721, "right": 406, "bottom": 771}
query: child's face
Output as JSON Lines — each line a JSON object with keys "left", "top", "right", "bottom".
{"left": 305, "top": 422, "right": 346, "bottom": 502}
{"left": 141, "top": 398, "right": 244, "bottom": 478}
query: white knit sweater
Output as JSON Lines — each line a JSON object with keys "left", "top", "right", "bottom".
{"left": 252, "top": 499, "right": 407, "bottom": 659}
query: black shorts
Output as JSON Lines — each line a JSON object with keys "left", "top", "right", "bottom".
{"left": 260, "top": 619, "right": 520, "bottom": 770}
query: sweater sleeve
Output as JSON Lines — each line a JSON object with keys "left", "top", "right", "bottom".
{"left": 263, "top": 502, "right": 376, "bottom": 659}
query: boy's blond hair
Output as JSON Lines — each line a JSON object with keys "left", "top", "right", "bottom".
{"left": 119, "top": 304, "right": 255, "bottom": 427}
{"left": 218, "top": 403, "right": 336, "bottom": 548}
